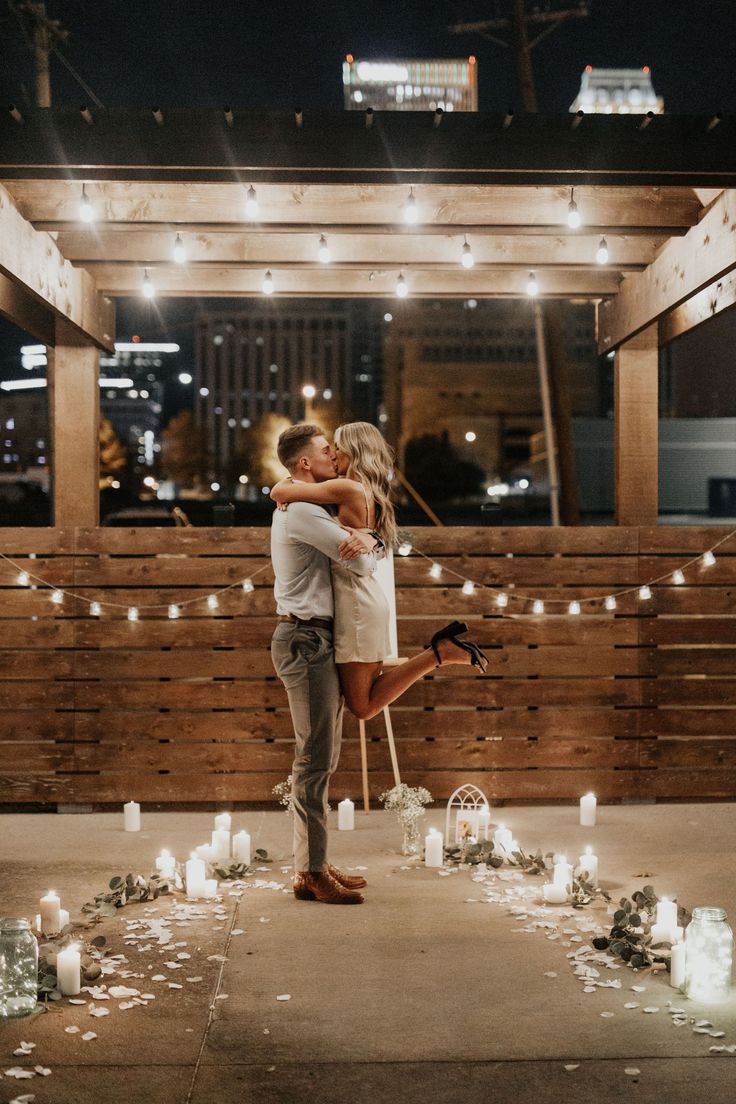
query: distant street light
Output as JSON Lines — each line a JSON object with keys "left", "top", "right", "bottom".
{"left": 302, "top": 383, "right": 317, "bottom": 421}
{"left": 178, "top": 372, "right": 193, "bottom": 384}
{"left": 465, "top": 430, "right": 476, "bottom": 442}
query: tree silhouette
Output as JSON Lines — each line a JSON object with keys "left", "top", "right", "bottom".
{"left": 99, "top": 417, "right": 127, "bottom": 489}
{"left": 160, "top": 411, "right": 210, "bottom": 488}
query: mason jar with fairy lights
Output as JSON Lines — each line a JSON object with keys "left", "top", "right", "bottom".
{"left": 684, "top": 907, "right": 733, "bottom": 1003}
{"left": 0, "top": 918, "right": 38, "bottom": 1018}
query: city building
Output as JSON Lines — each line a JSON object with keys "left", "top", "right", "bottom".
{"left": 383, "top": 300, "right": 600, "bottom": 484}
{"left": 570, "top": 66, "right": 664, "bottom": 114}
{"left": 343, "top": 56, "right": 478, "bottom": 112}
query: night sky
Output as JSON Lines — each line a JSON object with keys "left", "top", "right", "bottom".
{"left": 1, "top": 0, "right": 735, "bottom": 379}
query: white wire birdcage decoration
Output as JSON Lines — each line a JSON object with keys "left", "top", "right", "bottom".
{"left": 445, "top": 784, "right": 491, "bottom": 844}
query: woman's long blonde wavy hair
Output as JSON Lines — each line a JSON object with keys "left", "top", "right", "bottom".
{"left": 334, "top": 422, "right": 398, "bottom": 551}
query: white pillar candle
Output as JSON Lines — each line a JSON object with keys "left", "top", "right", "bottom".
{"left": 651, "top": 922, "right": 683, "bottom": 947}
{"left": 578, "top": 846, "right": 599, "bottom": 887}
{"left": 579, "top": 792, "right": 596, "bottom": 827}
{"left": 493, "top": 825, "right": 513, "bottom": 853}
{"left": 477, "top": 806, "right": 491, "bottom": 840}
{"left": 57, "top": 943, "right": 81, "bottom": 996}
{"left": 543, "top": 883, "right": 568, "bottom": 904}
{"left": 39, "top": 890, "right": 61, "bottom": 935}
{"left": 195, "top": 843, "right": 215, "bottom": 862}
{"left": 338, "top": 798, "right": 355, "bottom": 831}
{"left": 123, "top": 800, "right": 141, "bottom": 832}
{"left": 553, "top": 855, "right": 572, "bottom": 889}
{"left": 185, "top": 854, "right": 206, "bottom": 898}
{"left": 232, "top": 829, "right": 251, "bottom": 865}
{"left": 656, "top": 897, "right": 678, "bottom": 931}
{"left": 203, "top": 879, "right": 218, "bottom": 899}
{"left": 509, "top": 838, "right": 519, "bottom": 854}
{"left": 211, "top": 829, "right": 230, "bottom": 861}
{"left": 670, "top": 940, "right": 686, "bottom": 989}
{"left": 155, "top": 849, "right": 176, "bottom": 878}
{"left": 59, "top": 908, "right": 69, "bottom": 929}
{"left": 425, "top": 829, "right": 444, "bottom": 867}
{"left": 214, "top": 812, "right": 231, "bottom": 831}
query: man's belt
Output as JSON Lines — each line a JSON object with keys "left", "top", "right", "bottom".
{"left": 278, "top": 614, "right": 334, "bottom": 630}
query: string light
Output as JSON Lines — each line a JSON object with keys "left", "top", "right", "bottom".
{"left": 127, "top": 607, "right": 139, "bottom": 622}
{"left": 639, "top": 585, "right": 652, "bottom": 600}
{"left": 462, "top": 580, "right": 475, "bottom": 596}
{"left": 605, "top": 596, "right": 617, "bottom": 611}
{"left": 596, "top": 236, "right": 609, "bottom": 265}
{"left": 168, "top": 604, "right": 180, "bottom": 619}
{"left": 526, "top": 271, "right": 539, "bottom": 297}
{"left": 245, "top": 185, "right": 259, "bottom": 218}
{"left": 568, "top": 601, "right": 581, "bottom": 615}
{"left": 461, "top": 238, "right": 474, "bottom": 269}
{"left": 318, "top": 235, "right": 331, "bottom": 263}
{"left": 703, "top": 551, "right": 716, "bottom": 566}
{"left": 395, "top": 272, "right": 408, "bottom": 298}
{"left": 50, "top": 589, "right": 63, "bottom": 605}
{"left": 79, "top": 184, "right": 94, "bottom": 223}
{"left": 262, "top": 270, "right": 274, "bottom": 295}
{"left": 89, "top": 602, "right": 102, "bottom": 617}
{"left": 398, "top": 542, "right": 413, "bottom": 557}
{"left": 207, "top": 594, "right": 219, "bottom": 611}
{"left": 242, "top": 578, "right": 254, "bottom": 593}
{"left": 172, "top": 234, "right": 186, "bottom": 264}
{"left": 142, "top": 269, "right": 155, "bottom": 299}
{"left": 567, "top": 187, "right": 581, "bottom": 229}
{"left": 532, "top": 599, "right": 545, "bottom": 615}
{"left": 16, "top": 571, "right": 29, "bottom": 586}
{"left": 429, "top": 562, "right": 442, "bottom": 579}
{"left": 403, "top": 187, "right": 418, "bottom": 224}
{"left": 672, "top": 569, "right": 685, "bottom": 585}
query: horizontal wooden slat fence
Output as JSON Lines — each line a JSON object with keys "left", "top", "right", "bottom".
{"left": 1, "top": 525, "right": 735, "bottom": 807}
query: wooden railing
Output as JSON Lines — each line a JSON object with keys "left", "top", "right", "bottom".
{"left": 1, "top": 526, "right": 735, "bottom": 807}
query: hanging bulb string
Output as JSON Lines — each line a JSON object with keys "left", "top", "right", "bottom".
{"left": 0, "top": 552, "right": 270, "bottom": 612}
{"left": 404, "top": 527, "right": 736, "bottom": 609}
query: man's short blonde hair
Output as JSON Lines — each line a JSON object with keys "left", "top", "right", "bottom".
{"left": 277, "top": 423, "right": 325, "bottom": 472}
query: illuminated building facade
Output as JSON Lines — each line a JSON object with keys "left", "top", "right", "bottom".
{"left": 343, "top": 56, "right": 478, "bottom": 112}
{"left": 570, "top": 66, "right": 664, "bottom": 114}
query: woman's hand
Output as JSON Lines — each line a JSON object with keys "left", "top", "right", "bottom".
{"left": 339, "top": 526, "right": 377, "bottom": 560}
{"left": 270, "top": 478, "right": 293, "bottom": 503}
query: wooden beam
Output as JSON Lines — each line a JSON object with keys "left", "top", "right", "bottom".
{"left": 0, "top": 271, "right": 54, "bottom": 345}
{"left": 660, "top": 268, "right": 736, "bottom": 344}
{"left": 48, "top": 320, "right": 100, "bottom": 528}
{"left": 54, "top": 229, "right": 661, "bottom": 269}
{"left": 0, "top": 185, "right": 115, "bottom": 351}
{"left": 615, "top": 326, "right": 658, "bottom": 526}
{"left": 89, "top": 265, "right": 621, "bottom": 298}
{"left": 599, "top": 188, "right": 736, "bottom": 351}
{"left": 4, "top": 180, "right": 702, "bottom": 231}
{"left": 42, "top": 221, "right": 683, "bottom": 238}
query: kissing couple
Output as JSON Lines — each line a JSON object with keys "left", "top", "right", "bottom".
{"left": 270, "top": 421, "right": 488, "bottom": 905}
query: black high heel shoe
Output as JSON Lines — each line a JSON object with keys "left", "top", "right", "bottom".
{"left": 428, "top": 621, "right": 489, "bottom": 673}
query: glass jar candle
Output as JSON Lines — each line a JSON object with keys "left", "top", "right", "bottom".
{"left": 684, "top": 906, "right": 733, "bottom": 1003}
{"left": 0, "top": 918, "right": 38, "bottom": 1018}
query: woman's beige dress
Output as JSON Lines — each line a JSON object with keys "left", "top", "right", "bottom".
{"left": 332, "top": 485, "right": 391, "bottom": 664}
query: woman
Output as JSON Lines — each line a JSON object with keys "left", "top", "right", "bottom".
{"left": 270, "top": 421, "right": 487, "bottom": 721}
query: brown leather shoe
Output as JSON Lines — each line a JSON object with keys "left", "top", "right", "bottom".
{"left": 293, "top": 870, "right": 364, "bottom": 904}
{"left": 327, "top": 863, "right": 367, "bottom": 890}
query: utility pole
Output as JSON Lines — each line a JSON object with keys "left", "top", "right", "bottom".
{"left": 450, "top": 1, "right": 587, "bottom": 525}
{"left": 9, "top": 1, "right": 69, "bottom": 107}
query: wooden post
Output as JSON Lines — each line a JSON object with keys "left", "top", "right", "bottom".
{"left": 48, "top": 319, "right": 100, "bottom": 527}
{"left": 614, "top": 324, "right": 658, "bottom": 526}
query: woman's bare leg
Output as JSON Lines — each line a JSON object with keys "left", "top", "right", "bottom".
{"left": 338, "top": 638, "right": 472, "bottom": 722}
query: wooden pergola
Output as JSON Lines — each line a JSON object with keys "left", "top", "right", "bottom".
{"left": 1, "top": 106, "right": 735, "bottom": 530}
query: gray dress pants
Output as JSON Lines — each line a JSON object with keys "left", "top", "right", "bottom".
{"left": 271, "top": 621, "right": 344, "bottom": 872}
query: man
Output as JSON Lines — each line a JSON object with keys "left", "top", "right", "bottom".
{"left": 270, "top": 423, "right": 379, "bottom": 904}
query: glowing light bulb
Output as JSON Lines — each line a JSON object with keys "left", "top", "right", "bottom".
{"left": 398, "top": 542, "right": 412, "bottom": 557}
{"left": 596, "top": 237, "right": 609, "bottom": 265}
{"left": 703, "top": 551, "right": 716, "bottom": 566}
{"left": 318, "top": 235, "right": 330, "bottom": 263}
{"left": 50, "top": 589, "right": 63, "bottom": 605}
{"left": 173, "top": 234, "right": 186, "bottom": 264}
{"left": 242, "top": 578, "right": 254, "bottom": 593}
{"left": 532, "top": 599, "right": 545, "bottom": 615}
{"left": 16, "top": 571, "right": 30, "bottom": 586}
{"left": 462, "top": 580, "right": 475, "bottom": 596}
{"left": 672, "top": 569, "right": 685, "bottom": 585}
{"left": 429, "top": 562, "right": 442, "bottom": 579}
{"left": 496, "top": 591, "right": 508, "bottom": 607}
{"left": 639, "top": 585, "right": 652, "bottom": 600}
{"left": 465, "top": 431, "right": 476, "bottom": 442}
{"left": 207, "top": 594, "right": 219, "bottom": 611}
{"left": 461, "top": 239, "right": 474, "bottom": 269}
{"left": 403, "top": 188, "right": 418, "bottom": 224}
{"left": 396, "top": 272, "right": 408, "bottom": 298}
{"left": 302, "top": 384, "right": 316, "bottom": 399}
{"left": 526, "top": 271, "right": 539, "bottom": 297}
{"left": 262, "top": 270, "right": 274, "bottom": 295}
{"left": 142, "top": 270, "right": 155, "bottom": 299}
{"left": 567, "top": 189, "right": 581, "bottom": 228}
{"left": 568, "top": 600, "right": 581, "bottom": 615}
{"left": 245, "top": 185, "right": 259, "bottom": 218}
{"left": 127, "top": 607, "right": 139, "bottom": 622}
{"left": 168, "top": 604, "right": 180, "bottom": 619}
{"left": 89, "top": 602, "right": 102, "bottom": 617}
{"left": 604, "top": 596, "right": 617, "bottom": 611}
{"left": 79, "top": 185, "right": 94, "bottom": 222}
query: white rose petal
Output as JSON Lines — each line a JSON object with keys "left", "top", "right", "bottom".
{"left": 564, "top": 1064, "right": 579, "bottom": 1071}
{"left": 33, "top": 1067, "right": 51, "bottom": 1077}
{"left": 276, "top": 994, "right": 291, "bottom": 1001}
{"left": 64, "top": 1026, "right": 80, "bottom": 1034}
{"left": 624, "top": 1068, "right": 641, "bottom": 1076}
{"left": 600, "top": 1012, "right": 615, "bottom": 1018}
{"left": 624, "top": 1002, "right": 639, "bottom": 1009}
{"left": 642, "top": 1007, "right": 659, "bottom": 1014}
{"left": 82, "top": 1032, "right": 97, "bottom": 1042}
{"left": 4, "top": 1069, "right": 36, "bottom": 1079}
{"left": 89, "top": 1006, "right": 110, "bottom": 1018}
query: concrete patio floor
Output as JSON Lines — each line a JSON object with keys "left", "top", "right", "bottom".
{"left": 1, "top": 804, "right": 736, "bottom": 1104}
